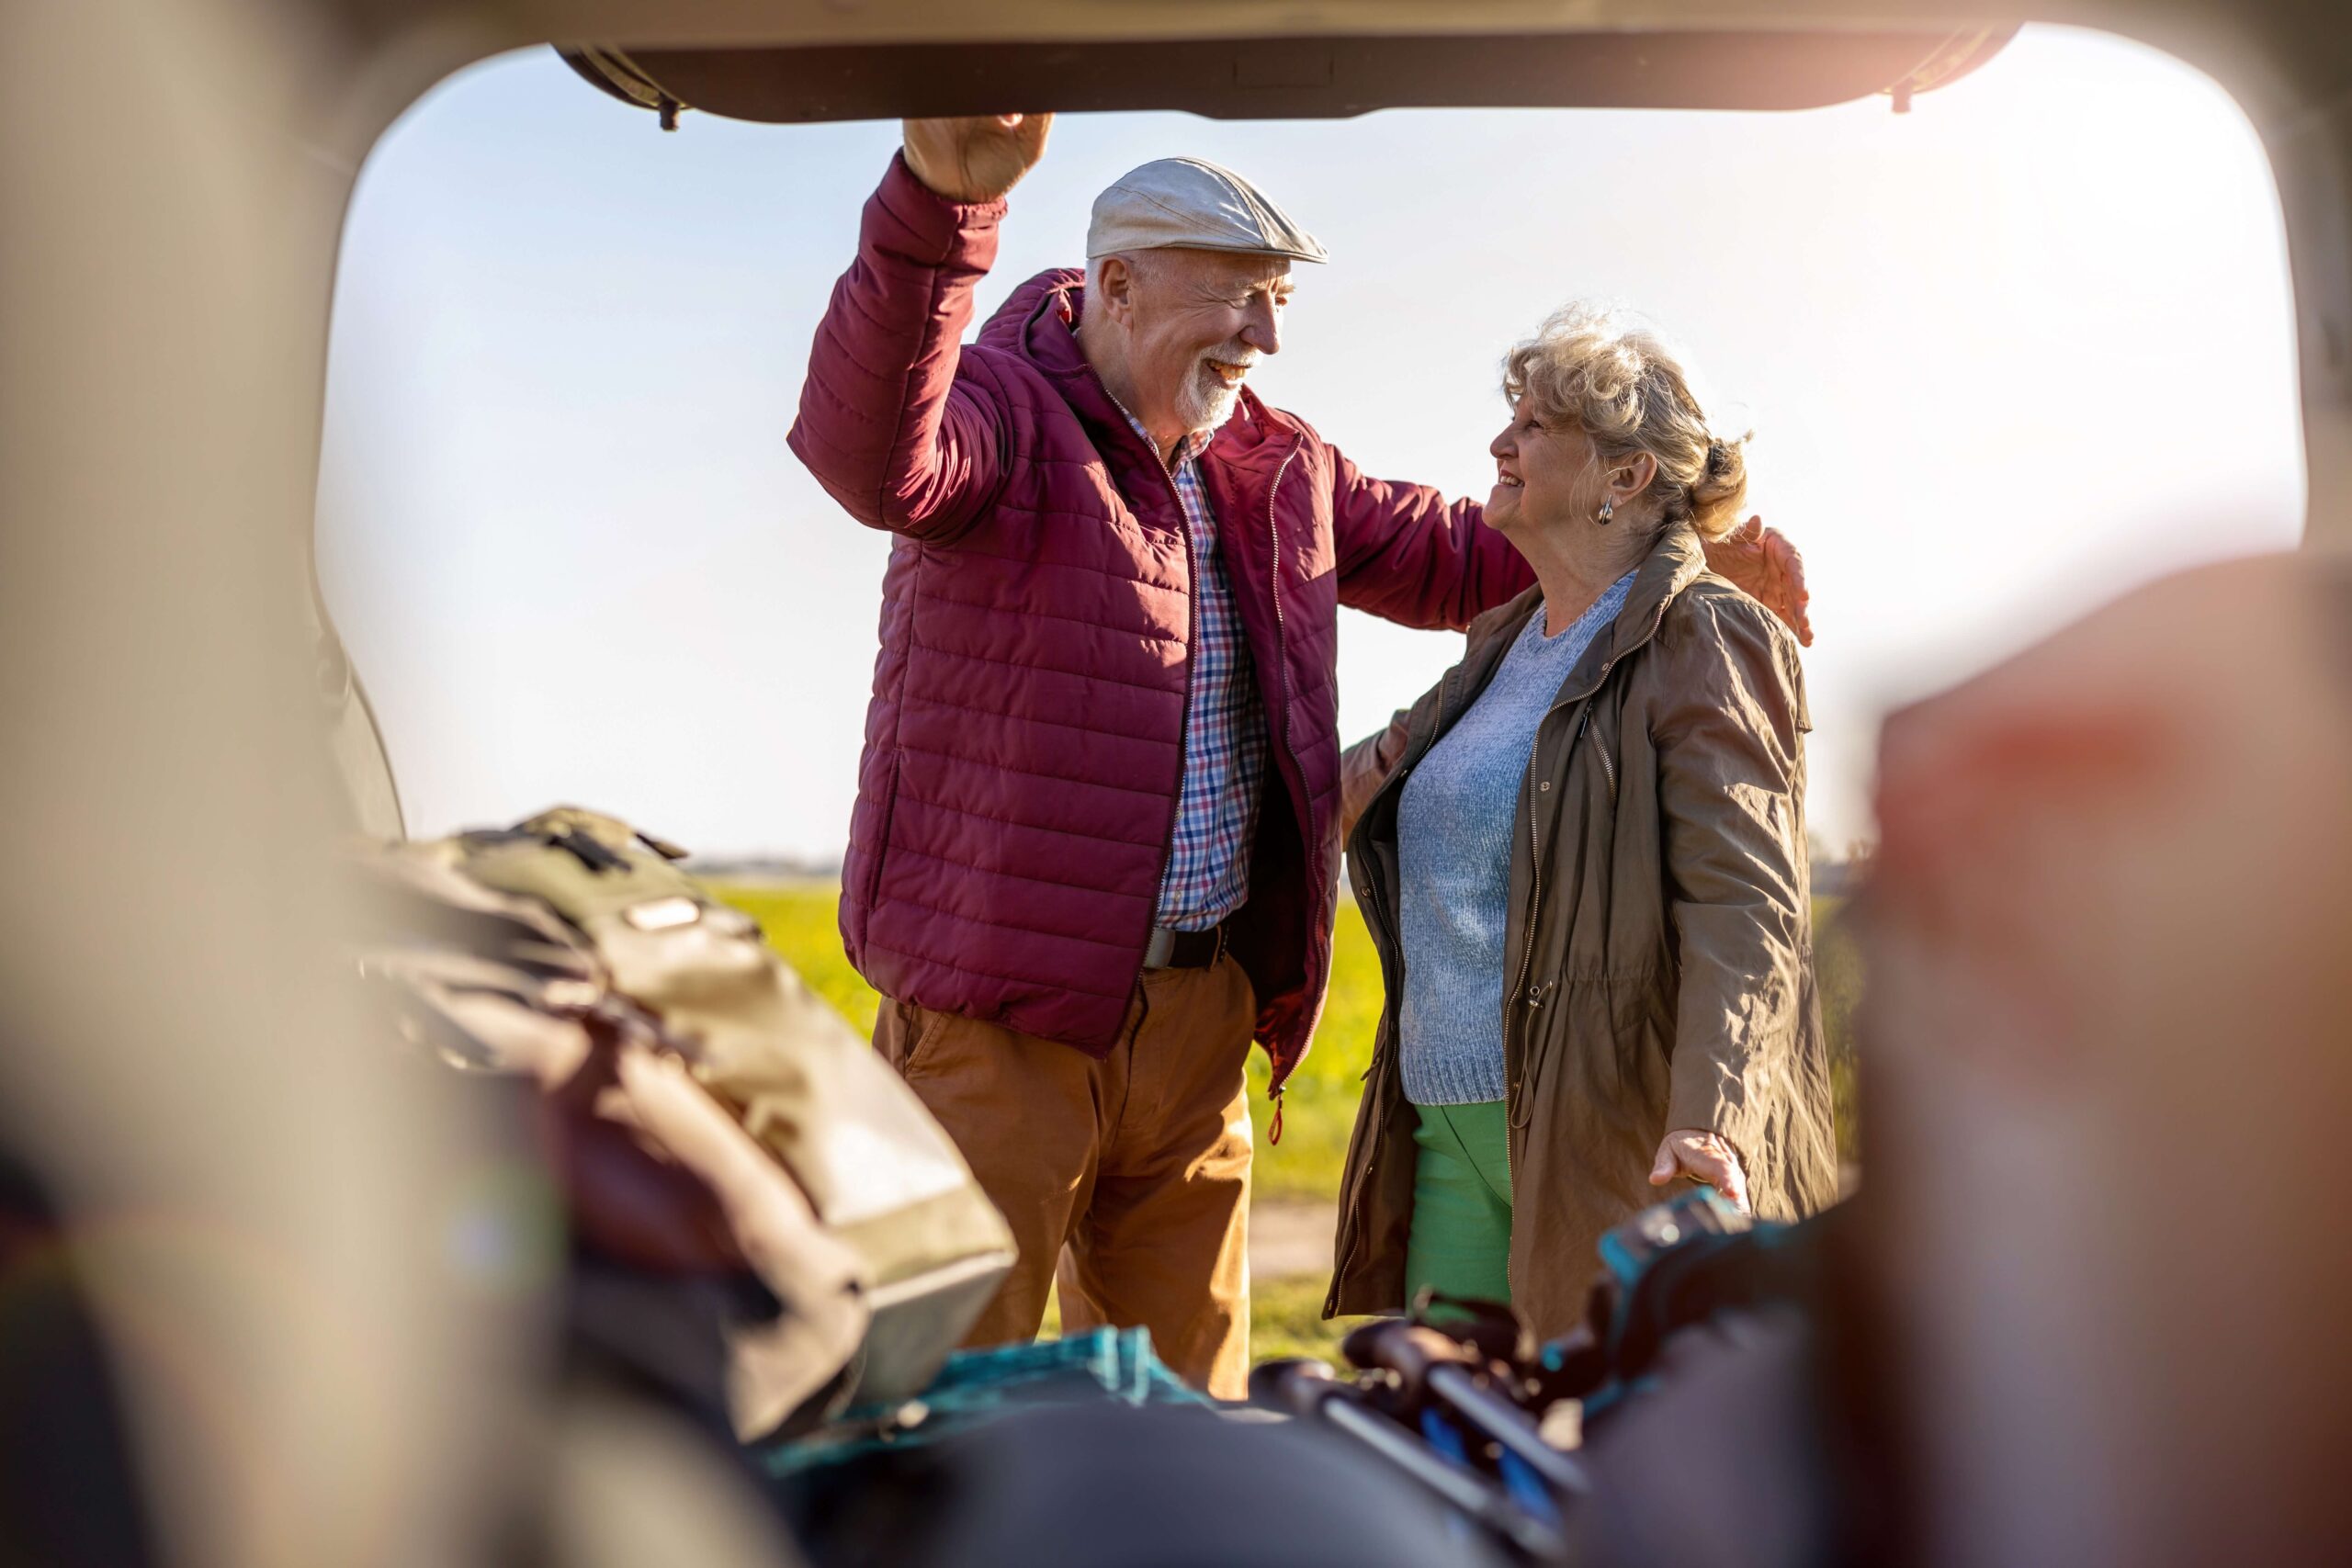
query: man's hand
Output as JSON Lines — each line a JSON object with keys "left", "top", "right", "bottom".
{"left": 1702, "top": 516, "right": 1813, "bottom": 647}
{"left": 901, "top": 114, "right": 1055, "bottom": 204}
{"left": 1648, "top": 1128, "right": 1752, "bottom": 1214}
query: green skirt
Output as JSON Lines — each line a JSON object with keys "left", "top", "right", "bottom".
{"left": 1404, "top": 1100, "right": 1513, "bottom": 1306}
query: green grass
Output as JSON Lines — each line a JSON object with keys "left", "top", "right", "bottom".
{"left": 709, "top": 878, "right": 1866, "bottom": 1189}
{"left": 1814, "top": 895, "right": 1864, "bottom": 1165}
{"left": 710, "top": 879, "right": 888, "bottom": 1040}
{"left": 1247, "top": 902, "right": 1384, "bottom": 1199}
{"left": 1252, "top": 1276, "right": 1368, "bottom": 1368}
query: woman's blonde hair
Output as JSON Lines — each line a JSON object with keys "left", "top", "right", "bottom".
{"left": 1501, "top": 303, "right": 1749, "bottom": 541}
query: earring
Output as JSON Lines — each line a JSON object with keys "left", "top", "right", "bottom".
{"left": 1596, "top": 497, "right": 1615, "bottom": 525}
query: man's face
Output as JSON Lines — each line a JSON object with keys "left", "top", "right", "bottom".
{"left": 1115, "top": 248, "right": 1295, "bottom": 438}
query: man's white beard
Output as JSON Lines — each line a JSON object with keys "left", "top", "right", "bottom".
{"left": 1177, "top": 378, "right": 1239, "bottom": 435}
{"left": 1173, "top": 345, "right": 1258, "bottom": 435}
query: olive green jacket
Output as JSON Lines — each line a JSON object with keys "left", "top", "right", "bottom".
{"left": 1325, "top": 525, "right": 1839, "bottom": 1334}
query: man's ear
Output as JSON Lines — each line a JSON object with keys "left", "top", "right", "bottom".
{"left": 1093, "top": 255, "right": 1136, "bottom": 324}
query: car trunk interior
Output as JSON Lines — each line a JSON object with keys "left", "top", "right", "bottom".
{"left": 2, "top": 5, "right": 2348, "bottom": 1565}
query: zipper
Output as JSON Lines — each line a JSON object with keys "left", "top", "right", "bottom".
{"left": 1498, "top": 669, "right": 1611, "bottom": 1300}
{"left": 1099, "top": 382, "right": 1199, "bottom": 969}
{"left": 1500, "top": 733, "right": 1548, "bottom": 1301}
{"left": 1154, "top": 449, "right": 1197, "bottom": 948}
{"left": 1504, "top": 671, "right": 1616, "bottom": 1009}
{"left": 1261, "top": 444, "right": 1306, "bottom": 1096}
{"left": 1506, "top": 724, "right": 1556, "bottom": 1032}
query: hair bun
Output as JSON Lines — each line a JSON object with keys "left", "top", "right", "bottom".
{"left": 1687, "top": 434, "right": 1748, "bottom": 540}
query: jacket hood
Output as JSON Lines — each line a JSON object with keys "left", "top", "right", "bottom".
{"left": 978, "top": 265, "right": 1084, "bottom": 357}
{"left": 1587, "top": 525, "right": 1807, "bottom": 730}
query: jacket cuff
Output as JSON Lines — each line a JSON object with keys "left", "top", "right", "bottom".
{"left": 874, "top": 150, "right": 1010, "bottom": 257}
{"left": 1664, "top": 1056, "right": 1768, "bottom": 1177}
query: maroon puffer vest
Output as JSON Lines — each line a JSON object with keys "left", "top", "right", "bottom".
{"left": 789, "top": 156, "right": 1527, "bottom": 1090}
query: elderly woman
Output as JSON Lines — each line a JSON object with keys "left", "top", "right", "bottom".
{"left": 1325, "top": 305, "right": 1838, "bottom": 1336}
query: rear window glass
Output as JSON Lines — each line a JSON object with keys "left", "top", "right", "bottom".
{"left": 318, "top": 22, "right": 2302, "bottom": 860}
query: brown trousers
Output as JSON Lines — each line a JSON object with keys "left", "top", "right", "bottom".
{"left": 872, "top": 954, "right": 1256, "bottom": 1398}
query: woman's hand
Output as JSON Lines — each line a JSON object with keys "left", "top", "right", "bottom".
{"left": 1648, "top": 1128, "right": 1752, "bottom": 1214}
{"left": 900, "top": 114, "right": 1055, "bottom": 203}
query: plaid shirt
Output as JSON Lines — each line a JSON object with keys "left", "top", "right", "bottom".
{"left": 1131, "top": 415, "right": 1271, "bottom": 931}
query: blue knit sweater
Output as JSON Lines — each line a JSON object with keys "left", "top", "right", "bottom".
{"left": 1396, "top": 575, "right": 1634, "bottom": 1105}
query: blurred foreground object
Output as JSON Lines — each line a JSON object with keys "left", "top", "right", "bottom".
{"left": 1865, "top": 551, "right": 2352, "bottom": 1566}
{"left": 0, "top": 1151, "right": 162, "bottom": 1568}
{"left": 350, "top": 807, "right": 1017, "bottom": 1438}
{"left": 6, "top": 1, "right": 2346, "bottom": 1563}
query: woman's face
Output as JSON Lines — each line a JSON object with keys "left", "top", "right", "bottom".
{"left": 1487, "top": 394, "right": 1597, "bottom": 538}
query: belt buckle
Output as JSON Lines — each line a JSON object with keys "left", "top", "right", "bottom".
{"left": 1143, "top": 926, "right": 1176, "bottom": 968}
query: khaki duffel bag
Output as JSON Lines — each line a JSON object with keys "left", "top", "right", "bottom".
{"left": 349, "top": 807, "right": 1015, "bottom": 1439}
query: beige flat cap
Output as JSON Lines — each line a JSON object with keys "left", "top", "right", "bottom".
{"left": 1086, "top": 157, "right": 1329, "bottom": 264}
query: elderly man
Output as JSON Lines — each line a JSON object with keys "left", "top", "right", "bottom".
{"left": 788, "top": 114, "right": 1808, "bottom": 1397}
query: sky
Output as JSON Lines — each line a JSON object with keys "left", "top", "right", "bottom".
{"left": 317, "top": 25, "right": 2304, "bottom": 861}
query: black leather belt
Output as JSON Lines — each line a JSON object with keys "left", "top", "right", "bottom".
{"left": 1141, "top": 922, "right": 1227, "bottom": 970}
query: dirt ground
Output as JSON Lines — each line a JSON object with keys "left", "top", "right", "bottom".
{"left": 1251, "top": 1197, "right": 1339, "bottom": 1280}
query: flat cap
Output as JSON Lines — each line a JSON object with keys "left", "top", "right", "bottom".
{"left": 1086, "top": 156, "right": 1329, "bottom": 265}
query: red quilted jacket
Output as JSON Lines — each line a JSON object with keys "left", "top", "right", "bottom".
{"left": 787, "top": 154, "right": 1532, "bottom": 1091}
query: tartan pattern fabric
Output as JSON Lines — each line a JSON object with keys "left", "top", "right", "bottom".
{"left": 1139, "top": 416, "right": 1271, "bottom": 931}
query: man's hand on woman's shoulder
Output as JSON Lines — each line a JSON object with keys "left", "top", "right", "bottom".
{"left": 1702, "top": 515, "right": 1814, "bottom": 648}
{"left": 901, "top": 114, "right": 1056, "bottom": 204}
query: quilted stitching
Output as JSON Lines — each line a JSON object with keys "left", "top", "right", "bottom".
{"left": 787, "top": 155, "right": 1534, "bottom": 1084}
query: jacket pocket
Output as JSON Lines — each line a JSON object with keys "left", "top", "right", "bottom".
{"left": 864, "top": 750, "right": 904, "bottom": 919}
{"left": 1577, "top": 705, "right": 1618, "bottom": 805}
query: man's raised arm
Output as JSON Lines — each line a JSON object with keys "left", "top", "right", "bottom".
{"left": 786, "top": 115, "right": 1052, "bottom": 541}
